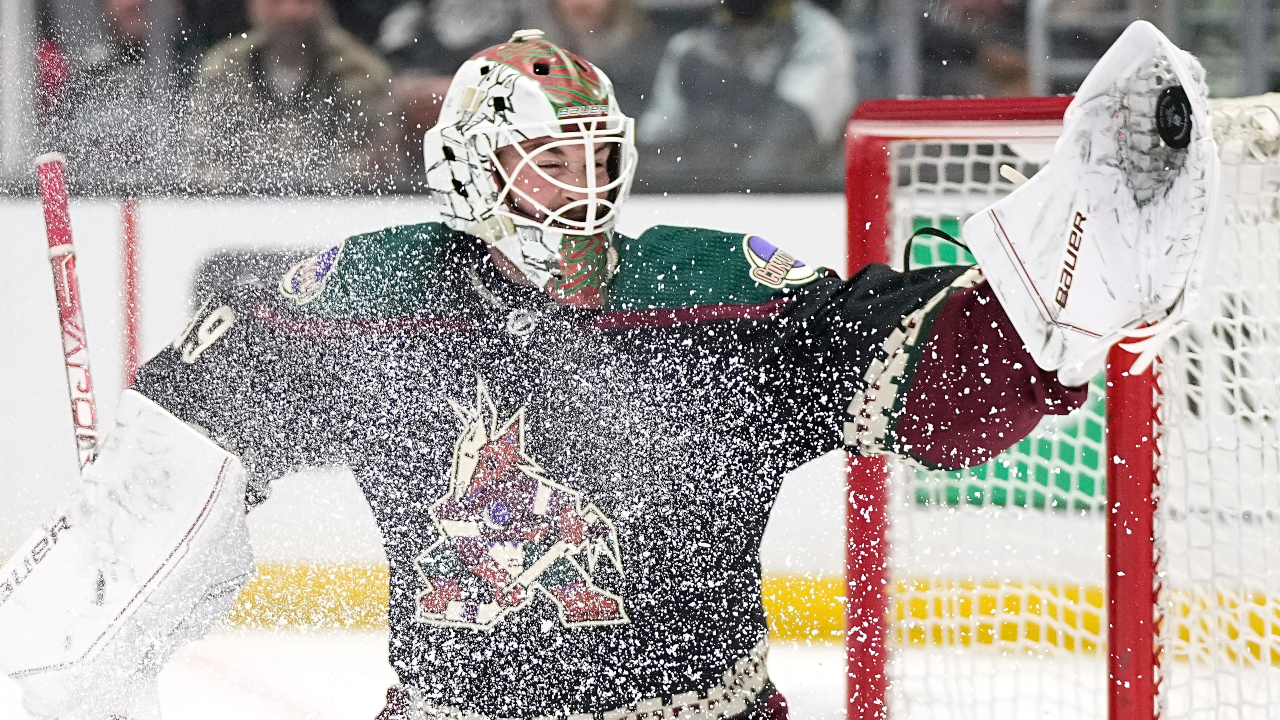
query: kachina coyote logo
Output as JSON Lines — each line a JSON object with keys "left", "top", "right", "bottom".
{"left": 415, "top": 379, "right": 628, "bottom": 630}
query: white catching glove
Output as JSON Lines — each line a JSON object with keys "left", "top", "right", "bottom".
{"left": 962, "top": 20, "right": 1221, "bottom": 386}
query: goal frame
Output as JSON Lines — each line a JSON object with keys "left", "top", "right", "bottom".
{"left": 843, "top": 97, "right": 1159, "bottom": 720}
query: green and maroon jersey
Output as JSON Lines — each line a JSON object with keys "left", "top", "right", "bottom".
{"left": 134, "top": 222, "right": 1077, "bottom": 717}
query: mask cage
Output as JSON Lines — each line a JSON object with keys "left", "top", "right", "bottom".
{"left": 488, "top": 117, "right": 637, "bottom": 236}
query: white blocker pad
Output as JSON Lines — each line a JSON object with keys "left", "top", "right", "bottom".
{"left": 0, "top": 390, "right": 254, "bottom": 720}
{"left": 962, "top": 20, "right": 1221, "bottom": 385}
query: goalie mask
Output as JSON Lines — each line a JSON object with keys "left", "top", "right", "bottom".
{"left": 423, "top": 30, "right": 638, "bottom": 306}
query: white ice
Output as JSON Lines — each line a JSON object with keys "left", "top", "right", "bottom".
{"left": 0, "top": 634, "right": 845, "bottom": 720}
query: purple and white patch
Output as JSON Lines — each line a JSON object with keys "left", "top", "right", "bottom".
{"left": 742, "top": 235, "right": 818, "bottom": 289}
{"left": 279, "top": 243, "right": 344, "bottom": 304}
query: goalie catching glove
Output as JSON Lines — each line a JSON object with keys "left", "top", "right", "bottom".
{"left": 963, "top": 20, "right": 1221, "bottom": 386}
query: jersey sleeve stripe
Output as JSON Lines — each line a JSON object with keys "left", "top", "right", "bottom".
{"left": 592, "top": 296, "right": 794, "bottom": 330}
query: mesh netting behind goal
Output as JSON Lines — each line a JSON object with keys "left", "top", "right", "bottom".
{"left": 845, "top": 96, "right": 1280, "bottom": 720}
{"left": 1154, "top": 96, "right": 1280, "bottom": 719}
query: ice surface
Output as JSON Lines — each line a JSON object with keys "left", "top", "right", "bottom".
{"left": 0, "top": 633, "right": 844, "bottom": 720}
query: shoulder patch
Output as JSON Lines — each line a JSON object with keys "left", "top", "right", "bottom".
{"left": 608, "top": 225, "right": 827, "bottom": 311}
{"left": 279, "top": 243, "right": 344, "bottom": 305}
{"left": 742, "top": 235, "right": 818, "bottom": 289}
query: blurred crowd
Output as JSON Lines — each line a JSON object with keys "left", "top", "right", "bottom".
{"left": 34, "top": 0, "right": 1032, "bottom": 195}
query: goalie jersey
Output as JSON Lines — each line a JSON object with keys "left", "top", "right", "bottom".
{"left": 131, "top": 221, "right": 1072, "bottom": 716}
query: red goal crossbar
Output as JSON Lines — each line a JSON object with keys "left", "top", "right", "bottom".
{"left": 843, "top": 96, "right": 1158, "bottom": 719}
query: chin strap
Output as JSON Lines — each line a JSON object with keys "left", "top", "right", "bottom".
{"left": 466, "top": 216, "right": 518, "bottom": 245}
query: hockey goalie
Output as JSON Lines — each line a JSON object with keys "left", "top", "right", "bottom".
{"left": 0, "top": 21, "right": 1219, "bottom": 720}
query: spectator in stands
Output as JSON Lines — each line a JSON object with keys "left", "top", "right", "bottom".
{"left": 182, "top": 0, "right": 398, "bottom": 193}
{"left": 529, "top": 0, "right": 667, "bottom": 118}
{"left": 375, "top": 0, "right": 524, "bottom": 175}
{"left": 921, "top": 0, "right": 1029, "bottom": 98}
{"left": 180, "top": 0, "right": 251, "bottom": 66}
{"left": 41, "top": 0, "right": 182, "bottom": 193}
{"left": 638, "top": 0, "right": 854, "bottom": 190}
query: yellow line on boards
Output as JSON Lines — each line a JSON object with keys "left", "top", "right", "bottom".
{"left": 891, "top": 577, "right": 1106, "bottom": 654}
{"left": 225, "top": 563, "right": 390, "bottom": 629}
{"left": 891, "top": 578, "right": 1280, "bottom": 666}
{"left": 762, "top": 574, "right": 845, "bottom": 642}
{"left": 214, "top": 565, "right": 1280, "bottom": 665}
{"left": 223, "top": 564, "right": 845, "bottom": 640}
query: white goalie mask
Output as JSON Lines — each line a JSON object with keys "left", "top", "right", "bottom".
{"left": 423, "top": 30, "right": 638, "bottom": 301}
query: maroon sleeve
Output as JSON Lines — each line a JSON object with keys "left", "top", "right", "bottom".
{"left": 892, "top": 281, "right": 1087, "bottom": 470}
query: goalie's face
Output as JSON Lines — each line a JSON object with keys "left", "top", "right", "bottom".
{"left": 492, "top": 122, "right": 626, "bottom": 233}
{"left": 496, "top": 139, "right": 611, "bottom": 224}
{"left": 421, "top": 36, "right": 638, "bottom": 302}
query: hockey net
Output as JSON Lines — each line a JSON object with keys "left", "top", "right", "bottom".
{"left": 843, "top": 96, "right": 1280, "bottom": 719}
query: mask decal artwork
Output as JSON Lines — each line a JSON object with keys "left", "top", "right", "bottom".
{"left": 415, "top": 379, "right": 627, "bottom": 630}
{"left": 551, "top": 233, "right": 610, "bottom": 308}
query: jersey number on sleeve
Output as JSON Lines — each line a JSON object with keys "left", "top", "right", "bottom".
{"left": 171, "top": 300, "right": 236, "bottom": 364}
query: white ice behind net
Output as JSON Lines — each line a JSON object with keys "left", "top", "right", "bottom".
{"left": 874, "top": 98, "right": 1280, "bottom": 720}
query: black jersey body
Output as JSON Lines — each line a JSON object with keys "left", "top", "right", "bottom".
{"left": 133, "top": 222, "right": 963, "bottom": 716}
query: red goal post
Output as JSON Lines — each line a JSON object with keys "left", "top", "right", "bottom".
{"left": 844, "top": 97, "right": 1071, "bottom": 276}
{"left": 840, "top": 96, "right": 1269, "bottom": 720}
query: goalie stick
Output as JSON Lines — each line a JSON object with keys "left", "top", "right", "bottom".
{"left": 35, "top": 153, "right": 99, "bottom": 470}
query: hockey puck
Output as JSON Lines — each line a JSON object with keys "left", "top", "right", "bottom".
{"left": 1156, "top": 85, "right": 1193, "bottom": 149}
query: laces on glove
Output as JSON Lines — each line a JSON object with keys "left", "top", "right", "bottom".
{"left": 1115, "top": 296, "right": 1193, "bottom": 374}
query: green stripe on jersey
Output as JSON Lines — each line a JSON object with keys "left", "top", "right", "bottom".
{"left": 288, "top": 222, "right": 822, "bottom": 318}
{"left": 607, "top": 226, "right": 818, "bottom": 311}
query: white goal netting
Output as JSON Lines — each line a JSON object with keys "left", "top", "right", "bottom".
{"left": 865, "top": 95, "right": 1280, "bottom": 719}
{"left": 1155, "top": 96, "right": 1280, "bottom": 720}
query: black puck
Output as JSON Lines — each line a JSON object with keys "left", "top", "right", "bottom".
{"left": 1156, "top": 85, "right": 1193, "bottom": 149}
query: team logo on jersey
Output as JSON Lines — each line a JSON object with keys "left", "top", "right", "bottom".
{"left": 278, "top": 243, "right": 344, "bottom": 305}
{"left": 742, "top": 235, "right": 818, "bottom": 289}
{"left": 414, "top": 379, "right": 628, "bottom": 630}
